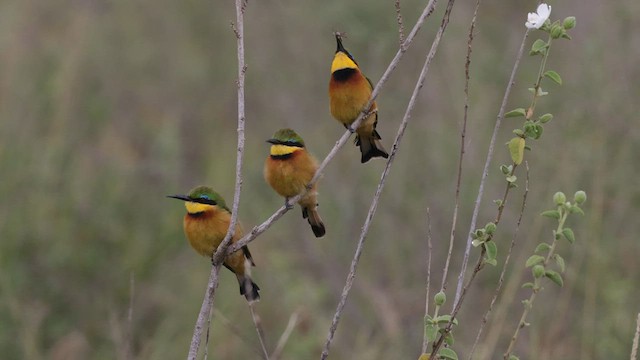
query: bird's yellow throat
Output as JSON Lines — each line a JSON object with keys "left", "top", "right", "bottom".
{"left": 331, "top": 52, "right": 358, "bottom": 73}
{"left": 270, "top": 144, "right": 301, "bottom": 156}
{"left": 185, "top": 201, "right": 214, "bottom": 214}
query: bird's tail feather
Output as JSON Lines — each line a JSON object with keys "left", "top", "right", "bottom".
{"left": 302, "top": 207, "right": 326, "bottom": 238}
{"left": 237, "top": 275, "right": 260, "bottom": 302}
{"left": 356, "top": 130, "right": 389, "bottom": 163}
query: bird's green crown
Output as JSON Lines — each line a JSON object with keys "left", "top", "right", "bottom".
{"left": 188, "top": 186, "right": 230, "bottom": 211}
{"left": 271, "top": 128, "right": 305, "bottom": 147}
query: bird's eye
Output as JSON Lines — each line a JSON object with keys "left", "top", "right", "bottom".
{"left": 200, "top": 195, "right": 211, "bottom": 200}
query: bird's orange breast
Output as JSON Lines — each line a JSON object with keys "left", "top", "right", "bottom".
{"left": 329, "top": 70, "right": 374, "bottom": 125}
{"left": 183, "top": 209, "right": 242, "bottom": 257}
{"left": 264, "top": 150, "right": 317, "bottom": 198}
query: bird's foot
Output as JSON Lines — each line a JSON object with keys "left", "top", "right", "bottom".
{"left": 284, "top": 198, "right": 294, "bottom": 210}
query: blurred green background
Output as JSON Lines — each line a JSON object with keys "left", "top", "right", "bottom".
{"left": 1, "top": 0, "right": 638, "bottom": 359}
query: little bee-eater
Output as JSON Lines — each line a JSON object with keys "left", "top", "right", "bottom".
{"left": 264, "top": 128, "right": 326, "bottom": 237}
{"left": 168, "top": 186, "right": 260, "bottom": 302}
{"left": 329, "top": 33, "right": 389, "bottom": 163}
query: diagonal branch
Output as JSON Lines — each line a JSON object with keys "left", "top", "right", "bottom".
{"left": 226, "top": 0, "right": 440, "bottom": 256}
{"left": 188, "top": 1, "right": 247, "bottom": 358}
{"left": 453, "top": 28, "right": 531, "bottom": 308}
{"left": 321, "top": 0, "right": 456, "bottom": 358}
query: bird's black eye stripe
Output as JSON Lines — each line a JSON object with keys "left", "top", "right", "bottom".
{"left": 191, "top": 198, "right": 218, "bottom": 205}
{"left": 280, "top": 141, "right": 304, "bottom": 148}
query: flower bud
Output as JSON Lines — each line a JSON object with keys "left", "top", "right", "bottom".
{"left": 563, "top": 16, "right": 576, "bottom": 30}
{"left": 532, "top": 265, "right": 545, "bottom": 278}
{"left": 553, "top": 192, "right": 566, "bottom": 205}
{"left": 550, "top": 25, "right": 564, "bottom": 39}
{"left": 434, "top": 291, "right": 446, "bottom": 306}
{"left": 574, "top": 190, "right": 587, "bottom": 204}
{"left": 485, "top": 222, "right": 497, "bottom": 235}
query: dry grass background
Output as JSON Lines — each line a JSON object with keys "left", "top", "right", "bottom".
{"left": 1, "top": 0, "right": 639, "bottom": 359}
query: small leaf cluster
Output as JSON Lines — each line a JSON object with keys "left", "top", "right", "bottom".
{"left": 504, "top": 14, "right": 576, "bottom": 168}
{"left": 471, "top": 222, "right": 498, "bottom": 266}
{"left": 423, "top": 292, "right": 459, "bottom": 360}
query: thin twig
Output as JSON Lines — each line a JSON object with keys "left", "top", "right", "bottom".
{"left": 468, "top": 162, "right": 529, "bottom": 359}
{"left": 249, "top": 303, "right": 270, "bottom": 360}
{"left": 395, "top": 0, "right": 405, "bottom": 47}
{"left": 126, "top": 272, "right": 134, "bottom": 360}
{"left": 203, "top": 303, "right": 213, "bottom": 360}
{"left": 271, "top": 311, "right": 300, "bottom": 360}
{"left": 453, "top": 28, "right": 531, "bottom": 308}
{"left": 439, "top": 0, "right": 481, "bottom": 295}
{"left": 321, "top": 1, "right": 456, "bottom": 358}
{"left": 631, "top": 313, "right": 640, "bottom": 360}
{"left": 227, "top": 0, "right": 440, "bottom": 256}
{"left": 188, "top": 1, "right": 247, "bottom": 358}
{"left": 212, "top": 308, "right": 266, "bottom": 357}
{"left": 421, "top": 208, "right": 434, "bottom": 354}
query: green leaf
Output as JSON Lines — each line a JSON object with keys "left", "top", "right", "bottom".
{"left": 530, "top": 39, "right": 548, "bottom": 55}
{"left": 541, "top": 210, "right": 560, "bottom": 219}
{"left": 521, "top": 282, "right": 535, "bottom": 289}
{"left": 545, "top": 270, "right": 564, "bottom": 287}
{"left": 435, "top": 315, "right": 458, "bottom": 325}
{"left": 485, "top": 258, "right": 498, "bottom": 266}
{"left": 505, "top": 108, "right": 527, "bottom": 118}
{"left": 439, "top": 348, "right": 458, "bottom": 360}
{"left": 484, "top": 241, "right": 498, "bottom": 261}
{"left": 544, "top": 70, "right": 563, "bottom": 85}
{"left": 472, "top": 239, "right": 483, "bottom": 247}
{"left": 425, "top": 324, "right": 439, "bottom": 343}
{"left": 535, "top": 243, "right": 551, "bottom": 253}
{"left": 539, "top": 113, "right": 553, "bottom": 123}
{"left": 500, "top": 165, "right": 510, "bottom": 175}
{"left": 562, "top": 228, "right": 576, "bottom": 244}
{"left": 554, "top": 254, "right": 566, "bottom": 272}
{"left": 444, "top": 332, "right": 455, "bottom": 346}
{"left": 526, "top": 255, "right": 545, "bottom": 268}
{"left": 508, "top": 137, "right": 525, "bottom": 165}
{"left": 513, "top": 129, "right": 525, "bottom": 136}
{"left": 570, "top": 205, "right": 585, "bottom": 216}
{"left": 506, "top": 175, "right": 517, "bottom": 183}
{"left": 509, "top": 355, "right": 521, "bottom": 360}
{"left": 494, "top": 199, "right": 503, "bottom": 206}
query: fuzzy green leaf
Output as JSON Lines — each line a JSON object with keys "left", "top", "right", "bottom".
{"left": 530, "top": 39, "right": 547, "bottom": 55}
{"left": 439, "top": 348, "right": 458, "bottom": 360}
{"left": 505, "top": 108, "right": 527, "bottom": 118}
{"left": 506, "top": 175, "right": 517, "bottom": 183}
{"left": 541, "top": 210, "right": 560, "bottom": 219}
{"left": 509, "top": 355, "right": 521, "bottom": 360}
{"left": 435, "top": 315, "right": 458, "bottom": 325}
{"left": 554, "top": 254, "right": 566, "bottom": 272}
{"left": 521, "top": 282, "right": 535, "bottom": 289}
{"left": 484, "top": 241, "right": 498, "bottom": 261}
{"left": 545, "top": 270, "right": 564, "bottom": 287}
{"left": 444, "top": 332, "right": 455, "bottom": 346}
{"left": 544, "top": 70, "right": 563, "bottom": 85}
{"left": 539, "top": 113, "right": 553, "bottom": 123}
{"left": 485, "top": 258, "right": 498, "bottom": 266}
{"left": 535, "top": 243, "right": 551, "bottom": 253}
{"left": 472, "top": 239, "right": 483, "bottom": 247}
{"left": 562, "top": 228, "right": 576, "bottom": 244}
{"left": 526, "top": 255, "right": 545, "bottom": 268}
{"left": 508, "top": 137, "right": 525, "bottom": 165}
{"left": 570, "top": 205, "right": 585, "bottom": 216}
{"left": 425, "top": 324, "right": 439, "bottom": 343}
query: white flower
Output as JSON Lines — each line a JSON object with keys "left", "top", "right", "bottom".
{"left": 525, "top": 3, "right": 552, "bottom": 29}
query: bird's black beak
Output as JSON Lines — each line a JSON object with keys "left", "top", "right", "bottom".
{"left": 335, "top": 33, "right": 346, "bottom": 53}
{"left": 266, "top": 138, "right": 280, "bottom": 144}
{"left": 167, "top": 194, "right": 191, "bottom": 202}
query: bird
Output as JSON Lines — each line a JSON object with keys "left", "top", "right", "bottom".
{"left": 167, "top": 186, "right": 260, "bottom": 302}
{"left": 329, "top": 33, "right": 389, "bottom": 163}
{"left": 264, "top": 128, "right": 326, "bottom": 237}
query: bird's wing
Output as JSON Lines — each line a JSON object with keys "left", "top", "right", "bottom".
{"left": 242, "top": 246, "right": 256, "bottom": 266}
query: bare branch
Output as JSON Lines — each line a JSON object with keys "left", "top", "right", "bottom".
{"left": 271, "top": 311, "right": 300, "bottom": 360}
{"left": 226, "top": 0, "right": 440, "bottom": 256}
{"left": 421, "top": 208, "right": 433, "bottom": 354}
{"left": 395, "top": 0, "right": 405, "bottom": 47}
{"left": 453, "top": 28, "right": 532, "bottom": 308}
{"left": 439, "top": 0, "right": 481, "bottom": 295}
{"left": 468, "top": 162, "right": 529, "bottom": 359}
{"left": 188, "top": 2, "right": 248, "bottom": 356}
{"left": 632, "top": 313, "right": 640, "bottom": 360}
{"left": 249, "top": 303, "right": 270, "bottom": 360}
{"left": 321, "top": 1, "right": 456, "bottom": 357}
